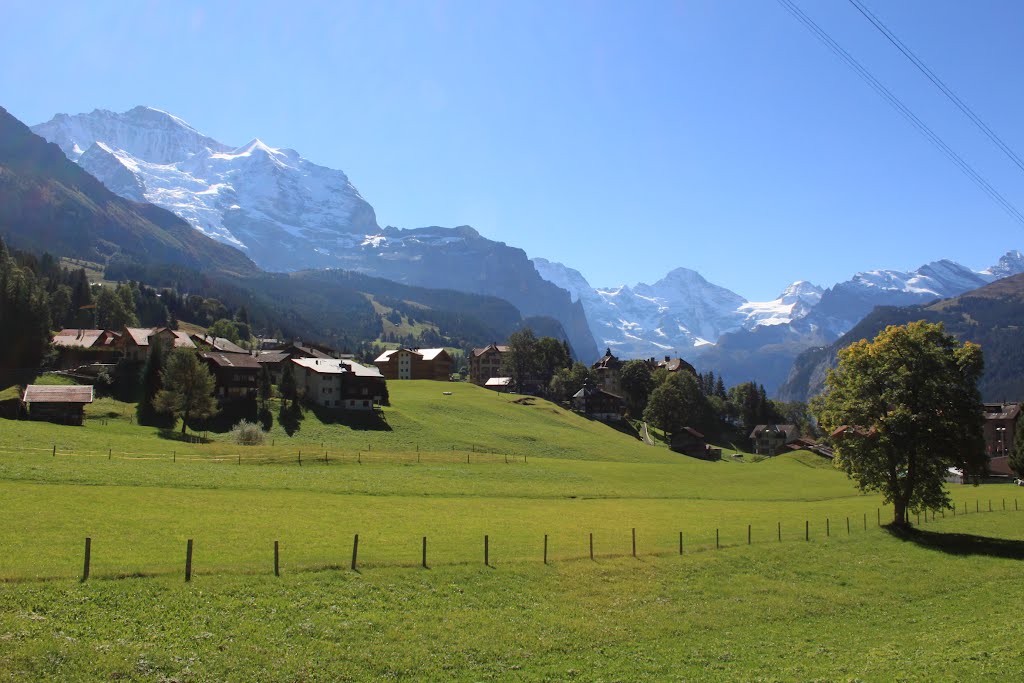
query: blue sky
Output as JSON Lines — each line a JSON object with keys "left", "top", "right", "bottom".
{"left": 3, "top": 1, "right": 1023, "bottom": 300}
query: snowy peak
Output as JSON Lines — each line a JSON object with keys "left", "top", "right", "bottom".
{"left": 32, "top": 106, "right": 379, "bottom": 266}
{"left": 35, "top": 106, "right": 230, "bottom": 164}
{"left": 738, "top": 280, "right": 823, "bottom": 328}
{"left": 982, "top": 250, "right": 1024, "bottom": 280}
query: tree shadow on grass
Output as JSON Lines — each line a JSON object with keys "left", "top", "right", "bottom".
{"left": 307, "top": 404, "right": 392, "bottom": 432}
{"left": 156, "top": 429, "right": 211, "bottom": 445}
{"left": 886, "top": 525, "right": 1024, "bottom": 560}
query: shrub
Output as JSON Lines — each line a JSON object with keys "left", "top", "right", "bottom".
{"left": 231, "top": 419, "right": 265, "bottom": 446}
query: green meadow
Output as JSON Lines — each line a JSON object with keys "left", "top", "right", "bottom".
{"left": 0, "top": 380, "right": 1021, "bottom": 680}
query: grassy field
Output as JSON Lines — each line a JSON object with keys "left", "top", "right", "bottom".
{"left": 1, "top": 380, "right": 1021, "bottom": 680}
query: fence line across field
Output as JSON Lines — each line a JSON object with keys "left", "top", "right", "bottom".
{"left": 51, "top": 504, "right": 1024, "bottom": 583}
{"left": 0, "top": 444, "right": 529, "bottom": 466}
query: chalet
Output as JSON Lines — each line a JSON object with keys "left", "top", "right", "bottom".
{"left": 290, "top": 357, "right": 387, "bottom": 410}
{"left": 51, "top": 329, "right": 121, "bottom": 368}
{"left": 671, "top": 427, "right": 718, "bottom": 459}
{"left": 982, "top": 402, "right": 1019, "bottom": 458}
{"left": 592, "top": 349, "right": 623, "bottom": 395}
{"left": 121, "top": 327, "right": 195, "bottom": 362}
{"left": 572, "top": 383, "right": 625, "bottom": 421}
{"left": 469, "top": 344, "right": 508, "bottom": 386}
{"left": 255, "top": 350, "right": 290, "bottom": 384}
{"left": 199, "top": 352, "right": 261, "bottom": 401}
{"left": 21, "top": 384, "right": 94, "bottom": 425}
{"left": 749, "top": 424, "right": 799, "bottom": 456}
{"left": 374, "top": 348, "right": 452, "bottom": 381}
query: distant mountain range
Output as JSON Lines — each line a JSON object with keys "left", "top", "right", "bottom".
{"left": 778, "top": 271, "right": 1024, "bottom": 403}
{"left": 31, "top": 107, "right": 598, "bottom": 361}
{"left": 20, "top": 104, "right": 1024, "bottom": 389}
{"left": 534, "top": 252, "right": 1024, "bottom": 393}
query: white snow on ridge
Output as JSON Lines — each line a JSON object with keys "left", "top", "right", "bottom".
{"left": 31, "top": 106, "right": 379, "bottom": 270}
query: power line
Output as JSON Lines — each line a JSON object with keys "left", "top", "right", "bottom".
{"left": 849, "top": 0, "right": 1024, "bottom": 175}
{"left": 775, "top": 0, "right": 1024, "bottom": 226}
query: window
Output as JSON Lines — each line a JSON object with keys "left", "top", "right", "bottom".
{"left": 363, "top": 401, "right": 370, "bottom": 408}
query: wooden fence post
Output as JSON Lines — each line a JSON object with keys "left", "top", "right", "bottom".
{"left": 544, "top": 534, "right": 548, "bottom": 565}
{"left": 351, "top": 534, "right": 359, "bottom": 571}
{"left": 185, "top": 539, "right": 193, "bottom": 582}
{"left": 747, "top": 524, "right": 751, "bottom": 545}
{"left": 589, "top": 533, "right": 594, "bottom": 560}
{"left": 274, "top": 541, "right": 280, "bottom": 577}
{"left": 863, "top": 513, "right": 867, "bottom": 530}
{"left": 81, "top": 537, "right": 91, "bottom": 582}
{"left": 778, "top": 521, "right": 781, "bottom": 542}
{"left": 847, "top": 517, "right": 850, "bottom": 535}
{"left": 826, "top": 518, "right": 830, "bottom": 537}
{"left": 632, "top": 528, "right": 636, "bottom": 558}
{"left": 484, "top": 535, "right": 489, "bottom": 566}
{"left": 877, "top": 508, "right": 880, "bottom": 526}
{"left": 679, "top": 531, "right": 683, "bottom": 555}
{"left": 805, "top": 521, "right": 809, "bottom": 541}
{"left": 716, "top": 528, "right": 719, "bottom": 549}
{"left": 422, "top": 536, "right": 427, "bottom": 569}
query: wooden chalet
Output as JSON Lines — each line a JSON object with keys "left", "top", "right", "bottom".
{"left": 50, "top": 329, "right": 122, "bottom": 368}
{"left": 21, "top": 384, "right": 94, "bottom": 425}
{"left": 199, "top": 352, "right": 261, "bottom": 401}
{"left": 374, "top": 348, "right": 452, "bottom": 381}
{"left": 290, "top": 358, "right": 387, "bottom": 410}
{"left": 572, "top": 383, "right": 625, "bottom": 421}
{"left": 469, "top": 343, "right": 509, "bottom": 386}
{"left": 190, "top": 333, "right": 248, "bottom": 355}
{"left": 121, "top": 327, "right": 195, "bottom": 362}
{"left": 671, "top": 427, "right": 719, "bottom": 459}
{"left": 982, "top": 402, "right": 1020, "bottom": 458}
{"left": 749, "top": 424, "right": 799, "bottom": 456}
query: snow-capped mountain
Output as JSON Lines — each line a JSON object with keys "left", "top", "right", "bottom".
{"left": 32, "top": 106, "right": 378, "bottom": 263}
{"left": 31, "top": 106, "right": 599, "bottom": 361}
{"left": 535, "top": 251, "right": 1024, "bottom": 388}
{"left": 533, "top": 257, "right": 817, "bottom": 357}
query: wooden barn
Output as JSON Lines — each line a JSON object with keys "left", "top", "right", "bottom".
{"left": 21, "top": 385, "right": 94, "bottom": 425}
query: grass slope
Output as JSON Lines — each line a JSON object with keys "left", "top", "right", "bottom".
{"left": 1, "top": 380, "right": 1020, "bottom": 679}
{"left": 1, "top": 515, "right": 1022, "bottom": 681}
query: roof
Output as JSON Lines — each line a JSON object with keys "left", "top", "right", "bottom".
{"left": 983, "top": 403, "right": 1021, "bottom": 420}
{"left": 472, "top": 344, "right": 509, "bottom": 357}
{"left": 291, "top": 357, "right": 383, "bottom": 378}
{"left": 376, "top": 347, "right": 449, "bottom": 363}
{"left": 485, "top": 377, "right": 513, "bottom": 387}
{"left": 592, "top": 349, "right": 622, "bottom": 370}
{"left": 200, "top": 352, "right": 261, "bottom": 369}
{"left": 572, "top": 385, "right": 624, "bottom": 401}
{"left": 22, "top": 385, "right": 94, "bottom": 404}
{"left": 124, "top": 327, "right": 195, "bottom": 349}
{"left": 192, "top": 334, "right": 247, "bottom": 354}
{"left": 658, "top": 357, "right": 697, "bottom": 375}
{"left": 255, "top": 350, "right": 289, "bottom": 364}
{"left": 750, "top": 424, "right": 799, "bottom": 440}
{"left": 53, "top": 329, "right": 104, "bottom": 349}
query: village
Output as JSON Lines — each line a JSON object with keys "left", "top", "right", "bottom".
{"left": 14, "top": 325, "right": 1021, "bottom": 483}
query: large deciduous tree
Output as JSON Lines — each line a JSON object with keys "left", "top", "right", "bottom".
{"left": 813, "top": 321, "right": 986, "bottom": 526}
{"left": 154, "top": 348, "right": 219, "bottom": 435}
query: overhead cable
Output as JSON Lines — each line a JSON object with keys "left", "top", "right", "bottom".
{"left": 776, "top": 0, "right": 1024, "bottom": 226}
{"left": 849, "top": 0, "right": 1024, "bottom": 175}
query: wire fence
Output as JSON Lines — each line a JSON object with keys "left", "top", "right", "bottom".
{"left": 2, "top": 499, "right": 1018, "bottom": 584}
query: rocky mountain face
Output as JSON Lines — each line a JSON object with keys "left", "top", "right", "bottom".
{"left": 778, "top": 271, "right": 1024, "bottom": 403}
{"left": 32, "top": 107, "right": 598, "bottom": 361}
{"left": 0, "top": 106, "right": 256, "bottom": 275}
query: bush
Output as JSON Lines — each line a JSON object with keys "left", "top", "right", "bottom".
{"left": 231, "top": 419, "right": 265, "bottom": 446}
